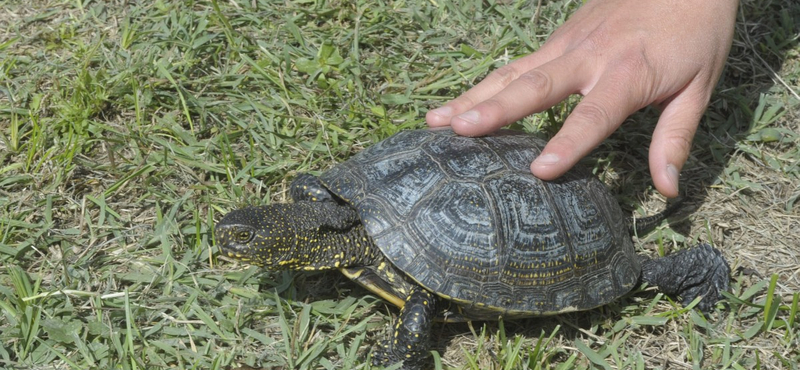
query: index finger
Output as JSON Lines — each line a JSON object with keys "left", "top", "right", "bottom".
{"left": 426, "top": 47, "right": 564, "bottom": 128}
{"left": 446, "top": 51, "right": 592, "bottom": 137}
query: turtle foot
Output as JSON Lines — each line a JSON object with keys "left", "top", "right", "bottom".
{"left": 372, "top": 288, "right": 436, "bottom": 370}
{"left": 641, "top": 243, "right": 731, "bottom": 312}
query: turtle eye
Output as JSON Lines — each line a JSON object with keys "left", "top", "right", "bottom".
{"left": 234, "top": 229, "right": 254, "bottom": 243}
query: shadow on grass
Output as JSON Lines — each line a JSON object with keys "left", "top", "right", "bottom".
{"left": 261, "top": 267, "right": 711, "bottom": 368}
{"left": 595, "top": 0, "right": 799, "bottom": 228}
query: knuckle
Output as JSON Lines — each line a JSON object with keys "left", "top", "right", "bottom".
{"left": 663, "top": 128, "right": 695, "bottom": 156}
{"left": 515, "top": 70, "right": 553, "bottom": 97}
{"left": 616, "top": 48, "right": 654, "bottom": 79}
{"left": 488, "top": 64, "right": 521, "bottom": 87}
{"left": 473, "top": 98, "right": 512, "bottom": 126}
{"left": 571, "top": 101, "right": 613, "bottom": 129}
{"left": 575, "top": 26, "right": 614, "bottom": 56}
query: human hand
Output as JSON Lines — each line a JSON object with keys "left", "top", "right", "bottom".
{"left": 426, "top": 0, "right": 738, "bottom": 198}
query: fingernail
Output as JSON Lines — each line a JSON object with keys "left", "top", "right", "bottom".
{"left": 534, "top": 153, "right": 560, "bottom": 166}
{"left": 456, "top": 110, "right": 481, "bottom": 125}
{"left": 666, "top": 163, "right": 680, "bottom": 190}
{"left": 429, "top": 106, "right": 453, "bottom": 118}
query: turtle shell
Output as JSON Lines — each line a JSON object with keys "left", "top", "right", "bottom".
{"left": 320, "top": 128, "right": 639, "bottom": 316}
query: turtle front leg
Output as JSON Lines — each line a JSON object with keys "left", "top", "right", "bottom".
{"left": 290, "top": 173, "right": 337, "bottom": 203}
{"left": 373, "top": 287, "right": 437, "bottom": 370}
{"left": 640, "top": 243, "right": 730, "bottom": 312}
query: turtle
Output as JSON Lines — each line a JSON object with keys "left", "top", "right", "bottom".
{"left": 215, "top": 128, "right": 730, "bottom": 370}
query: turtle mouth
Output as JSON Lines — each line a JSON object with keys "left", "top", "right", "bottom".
{"left": 217, "top": 242, "right": 255, "bottom": 262}
{"left": 221, "top": 248, "right": 247, "bottom": 259}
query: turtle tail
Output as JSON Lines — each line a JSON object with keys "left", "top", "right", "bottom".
{"left": 629, "top": 198, "right": 685, "bottom": 236}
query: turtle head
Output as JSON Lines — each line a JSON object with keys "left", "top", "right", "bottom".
{"left": 215, "top": 205, "right": 300, "bottom": 268}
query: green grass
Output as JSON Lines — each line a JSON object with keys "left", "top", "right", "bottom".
{"left": 1, "top": 0, "right": 799, "bottom": 369}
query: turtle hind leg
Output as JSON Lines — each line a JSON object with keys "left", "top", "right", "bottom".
{"left": 289, "top": 173, "right": 336, "bottom": 203}
{"left": 373, "top": 287, "right": 437, "bottom": 370}
{"left": 640, "top": 243, "right": 731, "bottom": 312}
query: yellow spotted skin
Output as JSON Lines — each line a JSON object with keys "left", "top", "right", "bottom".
{"left": 215, "top": 201, "right": 379, "bottom": 270}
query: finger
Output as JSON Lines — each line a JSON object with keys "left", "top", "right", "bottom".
{"left": 531, "top": 67, "right": 650, "bottom": 180}
{"left": 648, "top": 85, "right": 707, "bottom": 198}
{"left": 426, "top": 47, "right": 565, "bottom": 128}
{"left": 447, "top": 52, "right": 592, "bottom": 136}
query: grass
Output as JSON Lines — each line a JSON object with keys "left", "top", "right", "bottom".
{"left": 0, "top": 0, "right": 798, "bottom": 369}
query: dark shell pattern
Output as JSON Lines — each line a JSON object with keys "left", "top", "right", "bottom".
{"left": 320, "top": 128, "right": 639, "bottom": 317}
